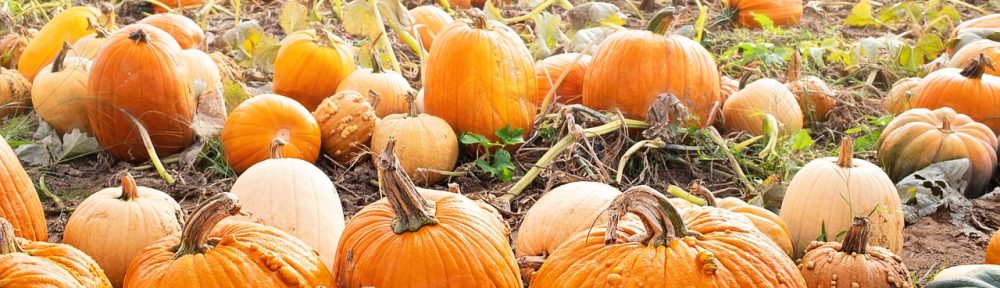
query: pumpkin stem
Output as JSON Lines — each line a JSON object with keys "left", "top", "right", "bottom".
{"left": 269, "top": 130, "right": 290, "bottom": 159}
{"left": 118, "top": 172, "right": 139, "bottom": 201}
{"left": 940, "top": 117, "right": 952, "bottom": 132}
{"left": 172, "top": 193, "right": 241, "bottom": 259}
{"left": 369, "top": 37, "right": 386, "bottom": 74}
{"left": 467, "top": 9, "right": 489, "bottom": 30}
{"left": 379, "top": 138, "right": 439, "bottom": 234}
{"left": 836, "top": 137, "right": 854, "bottom": 168}
{"left": 0, "top": 218, "right": 23, "bottom": 255}
{"left": 786, "top": 51, "right": 802, "bottom": 82}
{"left": 405, "top": 90, "right": 419, "bottom": 118}
{"left": 50, "top": 41, "right": 71, "bottom": 73}
{"left": 647, "top": 7, "right": 677, "bottom": 35}
{"left": 960, "top": 53, "right": 994, "bottom": 79}
{"left": 605, "top": 185, "right": 696, "bottom": 247}
{"left": 737, "top": 70, "right": 754, "bottom": 90}
{"left": 687, "top": 180, "right": 716, "bottom": 207}
{"left": 840, "top": 216, "right": 869, "bottom": 254}
{"left": 128, "top": 28, "right": 148, "bottom": 43}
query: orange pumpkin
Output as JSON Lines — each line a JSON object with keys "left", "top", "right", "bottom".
{"left": 727, "top": 0, "right": 803, "bottom": 28}
{"left": 535, "top": 53, "right": 591, "bottom": 105}
{"left": 405, "top": 6, "right": 453, "bottom": 50}
{"left": 31, "top": 43, "right": 93, "bottom": 135}
{"left": 949, "top": 40, "right": 1000, "bottom": 76}
{"left": 335, "top": 57, "right": 413, "bottom": 117}
{"left": 88, "top": 24, "right": 195, "bottom": 162}
{"left": 785, "top": 52, "right": 836, "bottom": 122}
{"left": 0, "top": 31, "right": 29, "bottom": 68}
{"left": 137, "top": 13, "right": 204, "bottom": 50}
{"left": 18, "top": 6, "right": 110, "bottom": 81}
{"left": 720, "top": 75, "right": 739, "bottom": 104}
{"left": 883, "top": 77, "right": 920, "bottom": 114}
{"left": 910, "top": 54, "right": 1000, "bottom": 134}
{"left": 583, "top": 12, "right": 720, "bottom": 127}
{"left": 124, "top": 193, "right": 337, "bottom": 287}
{"left": 0, "top": 218, "right": 112, "bottom": 287}
{"left": 273, "top": 31, "right": 356, "bottom": 111}
{"left": 722, "top": 78, "right": 803, "bottom": 136}
{"left": 424, "top": 9, "right": 537, "bottom": 141}
{"left": 798, "top": 216, "right": 911, "bottom": 287}
{"left": 67, "top": 27, "right": 110, "bottom": 59}
{"left": 987, "top": 229, "right": 1000, "bottom": 264}
{"left": 151, "top": 0, "right": 205, "bottom": 13}
{"left": 530, "top": 186, "right": 806, "bottom": 287}
{"left": 878, "top": 107, "right": 998, "bottom": 198}
{"left": 221, "top": 94, "right": 321, "bottom": 174}
{"left": 0, "top": 67, "right": 31, "bottom": 119}
{"left": 333, "top": 140, "right": 521, "bottom": 287}
{"left": 0, "top": 136, "right": 46, "bottom": 241}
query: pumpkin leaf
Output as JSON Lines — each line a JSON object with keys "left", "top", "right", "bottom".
{"left": 789, "top": 129, "right": 814, "bottom": 151}
{"left": 564, "top": 2, "right": 626, "bottom": 33}
{"left": 529, "top": 12, "right": 566, "bottom": 60}
{"left": 343, "top": 0, "right": 381, "bottom": 36}
{"left": 376, "top": 0, "right": 412, "bottom": 31}
{"left": 221, "top": 20, "right": 264, "bottom": 55}
{"left": 222, "top": 79, "right": 250, "bottom": 113}
{"left": 567, "top": 26, "right": 615, "bottom": 53}
{"left": 751, "top": 12, "right": 783, "bottom": 34}
{"left": 844, "top": 0, "right": 879, "bottom": 27}
{"left": 460, "top": 133, "right": 492, "bottom": 147}
{"left": 495, "top": 125, "right": 525, "bottom": 146}
{"left": 279, "top": 0, "right": 310, "bottom": 35}
{"left": 493, "top": 150, "right": 516, "bottom": 182}
{"left": 56, "top": 129, "right": 100, "bottom": 163}
{"left": 14, "top": 143, "right": 50, "bottom": 166}
{"left": 250, "top": 34, "right": 281, "bottom": 73}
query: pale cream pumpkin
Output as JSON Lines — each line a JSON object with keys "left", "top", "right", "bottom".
{"left": 370, "top": 94, "right": 457, "bottom": 186}
{"left": 62, "top": 173, "right": 183, "bottom": 287}
{"left": 179, "top": 49, "right": 222, "bottom": 97}
{"left": 515, "top": 182, "right": 621, "bottom": 258}
{"left": 722, "top": 78, "right": 803, "bottom": 136}
{"left": 31, "top": 43, "right": 92, "bottom": 135}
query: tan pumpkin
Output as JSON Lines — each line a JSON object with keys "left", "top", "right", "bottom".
{"left": 335, "top": 56, "right": 413, "bottom": 117}
{"left": 785, "top": 52, "right": 837, "bottom": 123}
{"left": 273, "top": 30, "right": 356, "bottom": 111}
{"left": 722, "top": 78, "right": 803, "bottom": 136}
{"left": 209, "top": 51, "right": 243, "bottom": 83}
{"left": 878, "top": 107, "right": 998, "bottom": 198}
{"left": 883, "top": 77, "right": 920, "bottom": 114}
{"left": 370, "top": 93, "right": 457, "bottom": 186}
{"left": 137, "top": 13, "right": 204, "bottom": 50}
{"left": 31, "top": 43, "right": 92, "bottom": 135}
{"left": 798, "top": 216, "right": 911, "bottom": 287}
{"left": 179, "top": 49, "right": 222, "bottom": 97}
{"left": 515, "top": 182, "right": 621, "bottom": 258}
{"left": 67, "top": 27, "right": 109, "bottom": 59}
{"left": 0, "top": 31, "right": 29, "bottom": 68}
{"left": 231, "top": 153, "right": 346, "bottom": 271}
{"left": 63, "top": 173, "right": 183, "bottom": 287}
{"left": 720, "top": 75, "right": 739, "bottom": 104}
{"left": 0, "top": 67, "right": 30, "bottom": 119}
{"left": 0, "top": 135, "right": 46, "bottom": 241}
{"left": 313, "top": 90, "right": 378, "bottom": 165}
{"left": 0, "top": 218, "right": 112, "bottom": 287}
{"left": 948, "top": 40, "right": 1000, "bottom": 76}
{"left": 534, "top": 53, "right": 592, "bottom": 105}
{"left": 780, "top": 137, "right": 905, "bottom": 258}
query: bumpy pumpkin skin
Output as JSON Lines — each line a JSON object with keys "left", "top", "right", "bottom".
{"left": 88, "top": 24, "right": 196, "bottom": 162}
{"left": 335, "top": 67, "right": 413, "bottom": 117}
{"left": 370, "top": 112, "right": 458, "bottom": 186}
{"left": 221, "top": 94, "right": 321, "bottom": 174}
{"left": 32, "top": 46, "right": 93, "bottom": 135}
{"left": 909, "top": 59, "right": 1000, "bottom": 134}
{"left": 424, "top": 13, "right": 537, "bottom": 141}
{"left": 0, "top": 67, "right": 31, "bottom": 119}
{"left": 515, "top": 182, "right": 621, "bottom": 258}
{"left": 0, "top": 218, "right": 112, "bottom": 287}
{"left": 230, "top": 158, "right": 346, "bottom": 271}
{"left": 18, "top": 6, "right": 110, "bottom": 81}
{"left": 138, "top": 13, "right": 204, "bottom": 50}
{"left": 877, "top": 107, "right": 998, "bottom": 198}
{"left": 273, "top": 31, "right": 356, "bottom": 111}
{"left": 948, "top": 40, "right": 1000, "bottom": 76}
{"left": 531, "top": 187, "right": 806, "bottom": 288}
{"left": 62, "top": 173, "right": 183, "bottom": 287}
{"left": 0, "top": 136, "right": 46, "bottom": 241}
{"left": 534, "top": 53, "right": 592, "bottom": 105}
{"left": 729, "top": 0, "right": 803, "bottom": 28}
{"left": 722, "top": 78, "right": 804, "bottom": 136}
{"left": 405, "top": 6, "right": 453, "bottom": 50}
{"left": 583, "top": 30, "right": 721, "bottom": 126}
{"left": 0, "top": 32, "right": 29, "bottom": 68}
{"left": 798, "top": 217, "right": 911, "bottom": 288}
{"left": 883, "top": 77, "right": 920, "bottom": 114}
{"left": 313, "top": 90, "right": 378, "bottom": 164}
{"left": 125, "top": 193, "right": 336, "bottom": 287}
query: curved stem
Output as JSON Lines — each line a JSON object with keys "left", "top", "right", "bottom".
{"left": 960, "top": 53, "right": 994, "bottom": 79}
{"left": 0, "top": 218, "right": 23, "bottom": 254}
{"left": 269, "top": 130, "right": 290, "bottom": 159}
{"left": 467, "top": 9, "right": 489, "bottom": 29}
{"left": 687, "top": 180, "right": 716, "bottom": 206}
{"left": 172, "top": 193, "right": 241, "bottom": 259}
{"left": 605, "top": 185, "right": 695, "bottom": 247}
{"left": 615, "top": 139, "right": 665, "bottom": 183}
{"left": 646, "top": 8, "right": 677, "bottom": 35}
{"left": 841, "top": 216, "right": 868, "bottom": 254}
{"left": 369, "top": 36, "right": 386, "bottom": 74}
{"left": 379, "top": 138, "right": 439, "bottom": 234}
{"left": 120, "top": 108, "right": 174, "bottom": 185}
{"left": 665, "top": 185, "right": 707, "bottom": 206}
{"left": 738, "top": 70, "right": 753, "bottom": 90}
{"left": 837, "top": 137, "right": 854, "bottom": 168}
{"left": 50, "top": 42, "right": 70, "bottom": 73}
{"left": 118, "top": 172, "right": 139, "bottom": 201}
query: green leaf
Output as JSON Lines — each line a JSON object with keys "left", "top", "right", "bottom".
{"left": 816, "top": 221, "right": 827, "bottom": 242}
{"left": 495, "top": 125, "right": 525, "bottom": 145}
{"left": 789, "top": 129, "right": 814, "bottom": 151}
{"left": 221, "top": 21, "right": 265, "bottom": 56}
{"left": 493, "top": 150, "right": 516, "bottom": 182}
{"left": 844, "top": 0, "right": 879, "bottom": 27}
{"left": 460, "top": 133, "right": 491, "bottom": 146}
{"left": 529, "top": 12, "right": 566, "bottom": 60}
{"left": 474, "top": 158, "right": 498, "bottom": 176}
{"left": 342, "top": 0, "right": 381, "bottom": 36}
{"left": 279, "top": 0, "right": 310, "bottom": 35}
{"left": 250, "top": 34, "right": 281, "bottom": 73}
{"left": 750, "top": 12, "right": 783, "bottom": 34}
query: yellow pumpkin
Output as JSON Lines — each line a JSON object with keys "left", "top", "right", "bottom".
{"left": 18, "top": 6, "right": 110, "bottom": 81}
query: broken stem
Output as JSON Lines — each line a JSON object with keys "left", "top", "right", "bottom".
{"left": 615, "top": 138, "right": 666, "bottom": 183}
{"left": 703, "top": 127, "right": 755, "bottom": 194}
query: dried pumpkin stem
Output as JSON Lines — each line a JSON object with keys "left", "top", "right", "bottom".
{"left": 172, "top": 193, "right": 241, "bottom": 259}
{"left": 605, "top": 186, "right": 695, "bottom": 247}
{"left": 0, "top": 218, "right": 23, "bottom": 254}
{"left": 786, "top": 51, "right": 802, "bottom": 82}
{"left": 841, "top": 216, "right": 869, "bottom": 254}
{"left": 647, "top": 7, "right": 677, "bottom": 35}
{"left": 405, "top": 90, "right": 419, "bottom": 118}
{"left": 687, "top": 180, "right": 716, "bottom": 206}
{"left": 960, "top": 53, "right": 995, "bottom": 79}
{"left": 269, "top": 130, "right": 290, "bottom": 159}
{"left": 379, "top": 139, "right": 439, "bottom": 234}
{"left": 118, "top": 172, "right": 139, "bottom": 201}
{"left": 128, "top": 28, "right": 148, "bottom": 43}
{"left": 836, "top": 137, "right": 854, "bottom": 168}
{"left": 467, "top": 9, "right": 489, "bottom": 29}
{"left": 940, "top": 117, "right": 952, "bottom": 132}
{"left": 51, "top": 42, "right": 71, "bottom": 73}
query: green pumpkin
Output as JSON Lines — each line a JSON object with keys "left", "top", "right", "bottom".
{"left": 926, "top": 265, "right": 1000, "bottom": 288}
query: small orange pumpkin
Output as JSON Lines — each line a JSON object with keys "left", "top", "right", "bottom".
{"left": 0, "top": 135, "right": 46, "bottom": 241}
{"left": 0, "top": 31, "right": 29, "bottom": 68}
{"left": 137, "top": 13, "right": 204, "bottom": 50}
{"left": 910, "top": 54, "right": 1000, "bottom": 134}
{"left": 726, "top": 0, "right": 803, "bottom": 28}
{"left": 987, "top": 229, "right": 1000, "bottom": 264}
{"left": 221, "top": 94, "right": 321, "bottom": 174}
{"left": 0, "top": 67, "right": 31, "bottom": 119}
{"left": 405, "top": 6, "right": 453, "bottom": 50}
{"left": 785, "top": 52, "right": 837, "bottom": 122}
{"left": 0, "top": 218, "right": 112, "bottom": 287}
{"left": 534, "top": 53, "right": 591, "bottom": 105}
{"left": 273, "top": 31, "right": 356, "bottom": 111}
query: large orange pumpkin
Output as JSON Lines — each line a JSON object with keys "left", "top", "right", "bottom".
{"left": 948, "top": 40, "right": 1000, "bottom": 76}
{"left": 273, "top": 31, "right": 356, "bottom": 111}
{"left": 88, "top": 24, "right": 195, "bottom": 162}
{"left": 878, "top": 107, "right": 998, "bottom": 198}
{"left": 0, "top": 218, "right": 112, "bottom": 287}
{"left": 221, "top": 94, "right": 321, "bottom": 174}
{"left": 137, "top": 13, "right": 205, "bottom": 50}
{"left": 910, "top": 54, "right": 1000, "bottom": 134}
{"left": 335, "top": 57, "right": 413, "bottom": 117}
{"left": 0, "top": 136, "right": 46, "bottom": 241}
{"left": 727, "top": 0, "right": 803, "bottom": 28}
{"left": 583, "top": 12, "right": 720, "bottom": 127}
{"left": 424, "top": 9, "right": 537, "bottom": 141}
{"left": 333, "top": 140, "right": 521, "bottom": 287}
{"left": 31, "top": 43, "right": 93, "bottom": 135}
{"left": 405, "top": 6, "right": 453, "bottom": 50}
{"left": 530, "top": 186, "right": 806, "bottom": 287}
{"left": 18, "top": 6, "right": 110, "bottom": 81}
{"left": 124, "top": 193, "right": 336, "bottom": 287}
{"left": 535, "top": 53, "right": 591, "bottom": 105}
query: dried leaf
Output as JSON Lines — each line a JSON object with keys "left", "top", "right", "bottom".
{"left": 223, "top": 79, "right": 250, "bottom": 113}
{"left": 14, "top": 143, "right": 49, "bottom": 166}
{"left": 377, "top": 0, "right": 412, "bottom": 30}
{"left": 221, "top": 21, "right": 265, "bottom": 55}
{"left": 250, "top": 34, "right": 280, "bottom": 72}
{"left": 529, "top": 13, "right": 566, "bottom": 60}
{"left": 567, "top": 27, "right": 615, "bottom": 54}
{"left": 343, "top": 0, "right": 380, "bottom": 36}
{"left": 191, "top": 88, "right": 227, "bottom": 139}
{"left": 564, "top": 2, "right": 626, "bottom": 32}
{"left": 56, "top": 129, "right": 100, "bottom": 162}
{"left": 280, "top": 0, "right": 310, "bottom": 35}
{"left": 844, "top": 0, "right": 879, "bottom": 27}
